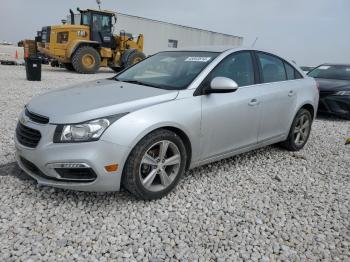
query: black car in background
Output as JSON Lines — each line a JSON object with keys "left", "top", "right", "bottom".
{"left": 308, "top": 64, "right": 350, "bottom": 119}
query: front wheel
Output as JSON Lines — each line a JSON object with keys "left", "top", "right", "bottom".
{"left": 122, "top": 129, "right": 187, "bottom": 200}
{"left": 72, "top": 46, "right": 100, "bottom": 74}
{"left": 281, "top": 109, "right": 312, "bottom": 151}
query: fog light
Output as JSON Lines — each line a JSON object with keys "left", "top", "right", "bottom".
{"left": 46, "top": 162, "right": 90, "bottom": 169}
{"left": 105, "top": 164, "right": 118, "bottom": 172}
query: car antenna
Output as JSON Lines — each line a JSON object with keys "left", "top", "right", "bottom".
{"left": 96, "top": 0, "right": 102, "bottom": 10}
{"left": 251, "top": 37, "right": 258, "bottom": 47}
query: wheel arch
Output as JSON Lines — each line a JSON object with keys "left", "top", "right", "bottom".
{"left": 285, "top": 102, "right": 316, "bottom": 141}
{"left": 299, "top": 103, "right": 315, "bottom": 119}
{"left": 161, "top": 126, "right": 192, "bottom": 171}
{"left": 120, "top": 124, "right": 193, "bottom": 175}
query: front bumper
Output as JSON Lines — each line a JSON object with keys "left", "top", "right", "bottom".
{"left": 318, "top": 94, "right": 350, "bottom": 119}
{"left": 14, "top": 118, "right": 130, "bottom": 192}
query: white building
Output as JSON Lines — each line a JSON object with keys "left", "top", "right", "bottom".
{"left": 69, "top": 12, "right": 243, "bottom": 56}
{"left": 115, "top": 13, "right": 243, "bottom": 55}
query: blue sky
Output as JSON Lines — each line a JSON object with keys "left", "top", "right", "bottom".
{"left": 0, "top": 0, "right": 349, "bottom": 66}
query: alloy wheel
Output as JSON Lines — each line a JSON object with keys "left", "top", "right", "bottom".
{"left": 293, "top": 114, "right": 311, "bottom": 146}
{"left": 139, "top": 140, "right": 181, "bottom": 192}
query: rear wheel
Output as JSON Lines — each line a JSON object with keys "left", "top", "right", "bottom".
{"left": 63, "top": 63, "right": 75, "bottom": 71}
{"left": 281, "top": 109, "right": 312, "bottom": 151}
{"left": 124, "top": 51, "right": 146, "bottom": 68}
{"left": 122, "top": 129, "right": 187, "bottom": 200}
{"left": 72, "top": 46, "right": 100, "bottom": 74}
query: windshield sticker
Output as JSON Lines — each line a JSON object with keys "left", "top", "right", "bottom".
{"left": 346, "top": 68, "right": 350, "bottom": 72}
{"left": 160, "top": 57, "right": 176, "bottom": 62}
{"left": 185, "top": 57, "right": 212, "bottom": 62}
{"left": 318, "top": 66, "right": 330, "bottom": 70}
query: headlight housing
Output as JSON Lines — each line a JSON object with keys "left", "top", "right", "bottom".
{"left": 334, "top": 91, "right": 350, "bottom": 96}
{"left": 54, "top": 114, "right": 127, "bottom": 143}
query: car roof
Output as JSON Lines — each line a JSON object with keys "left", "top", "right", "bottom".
{"left": 173, "top": 46, "right": 250, "bottom": 53}
{"left": 322, "top": 63, "right": 350, "bottom": 67}
{"left": 159, "top": 46, "right": 305, "bottom": 75}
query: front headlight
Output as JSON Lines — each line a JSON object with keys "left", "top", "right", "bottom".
{"left": 54, "top": 114, "right": 127, "bottom": 143}
{"left": 334, "top": 91, "right": 350, "bottom": 96}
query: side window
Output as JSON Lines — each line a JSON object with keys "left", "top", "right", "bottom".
{"left": 294, "top": 70, "right": 303, "bottom": 79}
{"left": 257, "top": 53, "right": 286, "bottom": 83}
{"left": 285, "top": 62, "right": 303, "bottom": 80}
{"left": 92, "top": 14, "right": 102, "bottom": 31}
{"left": 101, "top": 16, "right": 111, "bottom": 32}
{"left": 82, "top": 14, "right": 90, "bottom": 26}
{"left": 209, "top": 52, "right": 255, "bottom": 87}
{"left": 285, "top": 62, "right": 295, "bottom": 80}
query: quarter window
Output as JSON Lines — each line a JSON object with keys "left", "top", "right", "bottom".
{"left": 209, "top": 52, "right": 255, "bottom": 87}
{"left": 285, "top": 62, "right": 295, "bottom": 80}
{"left": 285, "top": 62, "right": 303, "bottom": 80}
{"left": 257, "top": 53, "right": 286, "bottom": 83}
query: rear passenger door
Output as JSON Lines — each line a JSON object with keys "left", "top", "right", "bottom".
{"left": 255, "top": 52, "right": 299, "bottom": 142}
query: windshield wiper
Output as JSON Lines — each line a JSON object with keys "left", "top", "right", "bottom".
{"left": 118, "top": 79, "right": 161, "bottom": 89}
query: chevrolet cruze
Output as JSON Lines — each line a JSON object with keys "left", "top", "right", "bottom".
{"left": 15, "top": 47, "right": 319, "bottom": 199}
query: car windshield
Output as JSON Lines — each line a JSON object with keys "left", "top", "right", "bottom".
{"left": 115, "top": 51, "right": 219, "bottom": 90}
{"left": 308, "top": 65, "right": 350, "bottom": 80}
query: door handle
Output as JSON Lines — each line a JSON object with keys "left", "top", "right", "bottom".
{"left": 248, "top": 98, "right": 259, "bottom": 106}
{"left": 288, "top": 90, "right": 295, "bottom": 97}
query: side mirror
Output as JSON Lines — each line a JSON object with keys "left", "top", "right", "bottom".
{"left": 208, "top": 77, "right": 239, "bottom": 94}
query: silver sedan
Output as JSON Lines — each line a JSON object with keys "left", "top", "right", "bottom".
{"left": 15, "top": 47, "right": 319, "bottom": 199}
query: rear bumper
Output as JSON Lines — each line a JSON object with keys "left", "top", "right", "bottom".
{"left": 318, "top": 95, "right": 350, "bottom": 119}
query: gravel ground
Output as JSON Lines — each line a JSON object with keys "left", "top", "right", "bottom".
{"left": 0, "top": 64, "right": 349, "bottom": 261}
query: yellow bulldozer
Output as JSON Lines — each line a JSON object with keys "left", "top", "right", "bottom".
{"left": 22, "top": 8, "right": 145, "bottom": 74}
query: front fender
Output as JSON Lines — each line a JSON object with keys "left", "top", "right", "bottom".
{"left": 101, "top": 96, "right": 202, "bottom": 165}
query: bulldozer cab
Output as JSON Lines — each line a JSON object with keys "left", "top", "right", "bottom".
{"left": 78, "top": 9, "right": 116, "bottom": 48}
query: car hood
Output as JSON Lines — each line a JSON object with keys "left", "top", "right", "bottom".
{"left": 27, "top": 79, "right": 179, "bottom": 123}
{"left": 315, "top": 78, "right": 350, "bottom": 92}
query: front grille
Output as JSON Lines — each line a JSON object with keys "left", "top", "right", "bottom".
{"left": 55, "top": 168, "right": 97, "bottom": 182}
{"left": 16, "top": 123, "right": 41, "bottom": 148}
{"left": 25, "top": 108, "right": 49, "bottom": 124}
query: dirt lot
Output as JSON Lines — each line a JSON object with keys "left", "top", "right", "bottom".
{"left": 0, "top": 64, "right": 349, "bottom": 261}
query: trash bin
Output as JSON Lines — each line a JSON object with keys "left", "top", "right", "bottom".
{"left": 25, "top": 56, "right": 41, "bottom": 81}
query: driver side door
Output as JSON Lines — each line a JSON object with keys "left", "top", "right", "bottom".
{"left": 199, "top": 51, "right": 261, "bottom": 161}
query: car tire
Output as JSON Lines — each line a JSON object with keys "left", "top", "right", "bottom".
{"left": 281, "top": 109, "right": 312, "bottom": 151}
{"left": 122, "top": 129, "right": 187, "bottom": 200}
{"left": 124, "top": 51, "right": 146, "bottom": 68}
{"left": 63, "top": 63, "right": 75, "bottom": 71}
{"left": 72, "top": 46, "right": 100, "bottom": 74}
